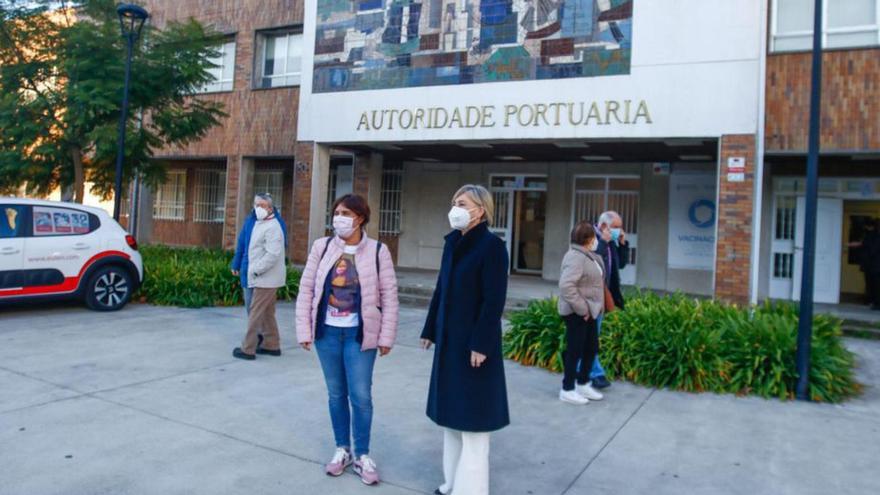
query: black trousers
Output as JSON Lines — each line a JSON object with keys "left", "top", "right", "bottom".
{"left": 562, "top": 313, "right": 599, "bottom": 391}
{"left": 867, "top": 271, "right": 880, "bottom": 306}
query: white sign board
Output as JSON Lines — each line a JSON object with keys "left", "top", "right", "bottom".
{"left": 668, "top": 173, "right": 716, "bottom": 270}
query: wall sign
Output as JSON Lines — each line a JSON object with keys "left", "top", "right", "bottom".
{"left": 356, "top": 99, "right": 652, "bottom": 131}
{"left": 668, "top": 173, "right": 716, "bottom": 270}
{"left": 727, "top": 156, "right": 745, "bottom": 182}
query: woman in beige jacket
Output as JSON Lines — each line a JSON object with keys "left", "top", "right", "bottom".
{"left": 557, "top": 221, "right": 606, "bottom": 405}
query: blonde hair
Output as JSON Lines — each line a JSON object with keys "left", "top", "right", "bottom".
{"left": 452, "top": 184, "right": 494, "bottom": 226}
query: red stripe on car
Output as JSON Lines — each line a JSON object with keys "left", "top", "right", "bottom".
{"left": 0, "top": 250, "right": 131, "bottom": 297}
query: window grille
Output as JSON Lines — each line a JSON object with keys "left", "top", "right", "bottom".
{"left": 153, "top": 170, "right": 186, "bottom": 220}
{"left": 254, "top": 169, "right": 284, "bottom": 213}
{"left": 193, "top": 169, "right": 226, "bottom": 223}
{"left": 573, "top": 177, "right": 640, "bottom": 266}
{"left": 379, "top": 164, "right": 403, "bottom": 235}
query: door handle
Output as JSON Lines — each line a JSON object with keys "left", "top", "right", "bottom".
{"left": 1, "top": 248, "right": 20, "bottom": 255}
{"left": 73, "top": 243, "right": 91, "bottom": 250}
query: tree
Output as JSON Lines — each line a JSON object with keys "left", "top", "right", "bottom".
{"left": 0, "top": 0, "right": 226, "bottom": 202}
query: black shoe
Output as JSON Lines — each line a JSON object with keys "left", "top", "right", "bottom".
{"left": 256, "top": 347, "right": 281, "bottom": 356}
{"left": 434, "top": 489, "right": 445, "bottom": 495}
{"left": 232, "top": 347, "right": 255, "bottom": 360}
{"left": 591, "top": 376, "right": 611, "bottom": 389}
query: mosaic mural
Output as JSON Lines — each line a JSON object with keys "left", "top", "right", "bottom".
{"left": 313, "top": 0, "right": 633, "bottom": 93}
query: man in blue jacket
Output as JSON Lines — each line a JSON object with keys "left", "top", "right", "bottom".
{"left": 231, "top": 193, "right": 288, "bottom": 313}
{"left": 590, "top": 210, "right": 630, "bottom": 389}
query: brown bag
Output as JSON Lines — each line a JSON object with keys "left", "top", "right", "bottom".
{"left": 604, "top": 284, "right": 616, "bottom": 313}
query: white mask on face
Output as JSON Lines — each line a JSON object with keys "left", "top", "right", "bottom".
{"left": 333, "top": 215, "right": 356, "bottom": 238}
{"left": 254, "top": 206, "right": 269, "bottom": 220}
{"left": 448, "top": 206, "right": 474, "bottom": 231}
{"left": 589, "top": 238, "right": 599, "bottom": 252}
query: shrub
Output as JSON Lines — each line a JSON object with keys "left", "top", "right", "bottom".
{"left": 135, "top": 245, "right": 301, "bottom": 308}
{"left": 503, "top": 292, "right": 862, "bottom": 403}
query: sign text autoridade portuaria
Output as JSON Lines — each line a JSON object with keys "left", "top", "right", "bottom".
{"left": 356, "top": 100, "right": 652, "bottom": 131}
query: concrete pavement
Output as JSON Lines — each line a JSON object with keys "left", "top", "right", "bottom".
{"left": 1, "top": 302, "right": 878, "bottom": 495}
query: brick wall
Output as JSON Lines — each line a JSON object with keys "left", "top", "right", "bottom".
{"left": 766, "top": 48, "right": 880, "bottom": 153}
{"left": 143, "top": 0, "right": 305, "bottom": 159}
{"left": 291, "top": 141, "right": 314, "bottom": 263}
{"left": 715, "top": 134, "right": 757, "bottom": 304}
{"left": 141, "top": 1, "right": 312, "bottom": 254}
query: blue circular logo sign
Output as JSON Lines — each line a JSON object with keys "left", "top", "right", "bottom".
{"left": 688, "top": 199, "right": 715, "bottom": 229}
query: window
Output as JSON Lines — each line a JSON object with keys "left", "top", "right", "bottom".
{"left": 0, "top": 205, "right": 25, "bottom": 238}
{"left": 193, "top": 169, "right": 227, "bottom": 223}
{"left": 772, "top": 0, "right": 880, "bottom": 52}
{"left": 153, "top": 170, "right": 187, "bottom": 221}
{"left": 256, "top": 29, "right": 303, "bottom": 88}
{"left": 198, "top": 39, "right": 236, "bottom": 93}
{"left": 379, "top": 164, "right": 403, "bottom": 235}
{"left": 254, "top": 169, "right": 284, "bottom": 213}
{"left": 31, "top": 206, "right": 95, "bottom": 236}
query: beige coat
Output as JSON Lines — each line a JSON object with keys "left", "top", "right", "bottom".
{"left": 557, "top": 244, "right": 606, "bottom": 319}
{"left": 247, "top": 216, "right": 286, "bottom": 288}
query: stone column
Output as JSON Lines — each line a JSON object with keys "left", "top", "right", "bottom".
{"left": 714, "top": 134, "right": 757, "bottom": 304}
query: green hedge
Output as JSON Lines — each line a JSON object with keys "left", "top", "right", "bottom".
{"left": 503, "top": 292, "right": 861, "bottom": 403}
{"left": 135, "top": 245, "right": 301, "bottom": 308}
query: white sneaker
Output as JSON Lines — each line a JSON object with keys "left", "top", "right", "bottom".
{"left": 559, "top": 389, "right": 589, "bottom": 405}
{"left": 577, "top": 382, "right": 604, "bottom": 401}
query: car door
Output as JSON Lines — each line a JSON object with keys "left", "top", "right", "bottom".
{"left": 0, "top": 203, "right": 26, "bottom": 292}
{"left": 23, "top": 204, "right": 102, "bottom": 294}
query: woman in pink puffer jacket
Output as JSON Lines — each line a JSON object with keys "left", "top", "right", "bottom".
{"left": 295, "top": 194, "right": 399, "bottom": 486}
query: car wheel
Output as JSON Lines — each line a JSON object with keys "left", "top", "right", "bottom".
{"left": 85, "top": 266, "right": 132, "bottom": 311}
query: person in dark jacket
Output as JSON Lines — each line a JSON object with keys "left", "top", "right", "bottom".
{"left": 589, "top": 210, "right": 630, "bottom": 389}
{"left": 420, "top": 184, "right": 509, "bottom": 495}
{"left": 857, "top": 219, "right": 880, "bottom": 309}
{"left": 230, "top": 194, "right": 288, "bottom": 313}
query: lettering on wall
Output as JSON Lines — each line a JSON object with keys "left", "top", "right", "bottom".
{"left": 355, "top": 100, "right": 652, "bottom": 131}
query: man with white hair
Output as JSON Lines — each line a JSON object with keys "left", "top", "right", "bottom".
{"left": 590, "top": 210, "right": 630, "bottom": 389}
{"left": 233, "top": 193, "right": 286, "bottom": 360}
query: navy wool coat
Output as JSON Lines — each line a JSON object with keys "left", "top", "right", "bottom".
{"left": 421, "top": 222, "right": 511, "bottom": 432}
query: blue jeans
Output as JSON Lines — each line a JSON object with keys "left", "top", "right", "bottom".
{"left": 590, "top": 314, "right": 607, "bottom": 379}
{"left": 243, "top": 287, "right": 254, "bottom": 314}
{"left": 315, "top": 325, "right": 378, "bottom": 458}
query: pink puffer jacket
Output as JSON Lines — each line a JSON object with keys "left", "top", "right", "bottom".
{"left": 295, "top": 234, "right": 399, "bottom": 350}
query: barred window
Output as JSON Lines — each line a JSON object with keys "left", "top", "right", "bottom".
{"left": 153, "top": 170, "right": 186, "bottom": 220}
{"left": 379, "top": 164, "right": 403, "bottom": 235}
{"left": 193, "top": 169, "right": 226, "bottom": 223}
{"left": 254, "top": 169, "right": 284, "bottom": 213}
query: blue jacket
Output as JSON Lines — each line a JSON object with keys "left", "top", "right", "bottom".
{"left": 231, "top": 208, "right": 288, "bottom": 287}
{"left": 421, "top": 221, "right": 510, "bottom": 432}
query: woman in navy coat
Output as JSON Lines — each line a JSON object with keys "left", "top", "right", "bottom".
{"left": 420, "top": 184, "right": 510, "bottom": 495}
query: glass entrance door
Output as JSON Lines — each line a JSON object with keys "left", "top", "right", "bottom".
{"left": 490, "top": 174, "right": 548, "bottom": 274}
{"left": 513, "top": 190, "right": 546, "bottom": 274}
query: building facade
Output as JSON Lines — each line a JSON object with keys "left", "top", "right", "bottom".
{"left": 139, "top": 0, "right": 880, "bottom": 306}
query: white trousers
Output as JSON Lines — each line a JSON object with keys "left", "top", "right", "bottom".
{"left": 440, "top": 428, "right": 491, "bottom": 495}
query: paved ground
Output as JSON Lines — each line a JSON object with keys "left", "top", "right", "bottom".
{"left": 1, "top": 302, "right": 879, "bottom": 495}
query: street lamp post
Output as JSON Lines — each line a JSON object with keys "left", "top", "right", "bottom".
{"left": 795, "top": 0, "right": 824, "bottom": 401}
{"left": 113, "top": 4, "right": 149, "bottom": 222}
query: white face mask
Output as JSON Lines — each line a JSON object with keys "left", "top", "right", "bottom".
{"left": 254, "top": 206, "right": 269, "bottom": 220}
{"left": 333, "top": 215, "right": 356, "bottom": 238}
{"left": 589, "top": 239, "right": 599, "bottom": 252}
{"left": 448, "top": 206, "right": 474, "bottom": 231}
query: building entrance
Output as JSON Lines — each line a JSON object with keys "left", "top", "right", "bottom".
{"left": 489, "top": 175, "right": 547, "bottom": 274}
{"left": 841, "top": 200, "right": 880, "bottom": 303}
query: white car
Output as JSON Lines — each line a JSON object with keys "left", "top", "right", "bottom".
{"left": 0, "top": 198, "right": 144, "bottom": 311}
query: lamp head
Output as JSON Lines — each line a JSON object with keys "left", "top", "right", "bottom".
{"left": 116, "top": 4, "right": 149, "bottom": 38}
